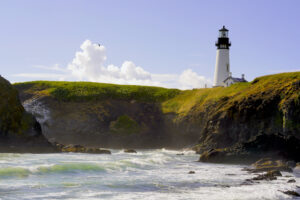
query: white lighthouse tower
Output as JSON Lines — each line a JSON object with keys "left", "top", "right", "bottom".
{"left": 213, "top": 26, "right": 231, "bottom": 87}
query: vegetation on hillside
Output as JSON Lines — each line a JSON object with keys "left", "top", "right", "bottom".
{"left": 14, "top": 72, "right": 300, "bottom": 118}
{"left": 14, "top": 81, "right": 181, "bottom": 102}
{"left": 162, "top": 72, "right": 300, "bottom": 115}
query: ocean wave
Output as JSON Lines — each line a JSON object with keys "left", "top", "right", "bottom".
{"left": 37, "top": 163, "right": 106, "bottom": 174}
{"left": 0, "top": 163, "right": 106, "bottom": 178}
{"left": 0, "top": 167, "right": 31, "bottom": 178}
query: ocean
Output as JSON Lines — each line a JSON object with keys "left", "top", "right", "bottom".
{"left": 0, "top": 149, "right": 299, "bottom": 200}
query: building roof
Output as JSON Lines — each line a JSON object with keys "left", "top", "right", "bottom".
{"left": 223, "top": 76, "right": 247, "bottom": 83}
{"left": 219, "top": 26, "right": 228, "bottom": 32}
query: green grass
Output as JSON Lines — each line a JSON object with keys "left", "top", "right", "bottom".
{"left": 162, "top": 72, "right": 300, "bottom": 115}
{"left": 14, "top": 81, "right": 181, "bottom": 102}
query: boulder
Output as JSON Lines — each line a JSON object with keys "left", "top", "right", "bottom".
{"left": 280, "top": 190, "right": 300, "bottom": 197}
{"left": 188, "top": 171, "right": 195, "bottom": 174}
{"left": 252, "top": 170, "right": 282, "bottom": 181}
{"left": 199, "top": 149, "right": 227, "bottom": 163}
{"left": 250, "top": 158, "right": 292, "bottom": 172}
{"left": 124, "top": 149, "right": 137, "bottom": 153}
{"left": 85, "top": 148, "right": 111, "bottom": 154}
{"left": 60, "top": 144, "right": 111, "bottom": 154}
{"left": 287, "top": 179, "right": 296, "bottom": 183}
{"left": 61, "top": 144, "right": 85, "bottom": 152}
{"left": 95, "top": 149, "right": 111, "bottom": 154}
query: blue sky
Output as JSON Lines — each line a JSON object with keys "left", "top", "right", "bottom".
{"left": 0, "top": 0, "right": 299, "bottom": 88}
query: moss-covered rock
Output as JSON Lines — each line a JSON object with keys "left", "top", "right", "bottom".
{"left": 59, "top": 144, "right": 111, "bottom": 154}
{"left": 0, "top": 76, "right": 56, "bottom": 153}
{"left": 251, "top": 158, "right": 292, "bottom": 172}
{"left": 0, "top": 75, "right": 27, "bottom": 135}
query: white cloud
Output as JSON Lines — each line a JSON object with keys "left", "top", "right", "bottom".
{"left": 13, "top": 40, "right": 212, "bottom": 89}
{"left": 13, "top": 73, "right": 65, "bottom": 79}
{"left": 178, "top": 69, "right": 210, "bottom": 89}
{"left": 33, "top": 64, "right": 67, "bottom": 72}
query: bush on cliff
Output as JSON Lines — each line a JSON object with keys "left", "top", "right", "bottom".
{"left": 109, "top": 115, "right": 140, "bottom": 135}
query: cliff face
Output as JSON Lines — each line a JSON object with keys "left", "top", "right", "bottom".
{"left": 162, "top": 73, "right": 300, "bottom": 154}
{"left": 0, "top": 76, "right": 56, "bottom": 153}
{"left": 14, "top": 82, "right": 198, "bottom": 148}
{"left": 14, "top": 72, "right": 300, "bottom": 153}
{"left": 189, "top": 73, "right": 300, "bottom": 153}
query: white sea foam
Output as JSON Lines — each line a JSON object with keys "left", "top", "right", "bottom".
{"left": 22, "top": 97, "right": 51, "bottom": 124}
{"left": 0, "top": 150, "right": 299, "bottom": 200}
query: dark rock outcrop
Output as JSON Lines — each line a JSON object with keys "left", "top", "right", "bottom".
{"left": 199, "top": 134, "right": 300, "bottom": 164}
{"left": 280, "top": 190, "right": 300, "bottom": 197}
{"left": 194, "top": 73, "right": 300, "bottom": 164}
{"left": 124, "top": 149, "right": 137, "bottom": 153}
{"left": 252, "top": 170, "right": 282, "bottom": 181}
{"left": 250, "top": 158, "right": 292, "bottom": 172}
{"left": 59, "top": 144, "right": 111, "bottom": 154}
{"left": 0, "top": 76, "right": 57, "bottom": 153}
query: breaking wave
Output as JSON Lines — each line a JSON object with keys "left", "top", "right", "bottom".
{"left": 0, "top": 167, "right": 30, "bottom": 178}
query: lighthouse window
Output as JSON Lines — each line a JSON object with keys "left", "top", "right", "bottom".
{"left": 227, "top": 64, "right": 229, "bottom": 72}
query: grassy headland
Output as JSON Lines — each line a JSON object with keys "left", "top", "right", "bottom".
{"left": 13, "top": 72, "right": 300, "bottom": 150}
{"left": 14, "top": 81, "right": 181, "bottom": 102}
{"left": 15, "top": 72, "right": 300, "bottom": 115}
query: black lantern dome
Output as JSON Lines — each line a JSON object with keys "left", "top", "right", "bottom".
{"left": 215, "top": 26, "right": 231, "bottom": 49}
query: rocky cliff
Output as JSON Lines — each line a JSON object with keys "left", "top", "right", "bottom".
{"left": 14, "top": 72, "right": 300, "bottom": 159}
{"left": 14, "top": 81, "right": 198, "bottom": 148}
{"left": 0, "top": 76, "right": 56, "bottom": 153}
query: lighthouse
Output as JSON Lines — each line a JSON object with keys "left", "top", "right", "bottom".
{"left": 213, "top": 26, "right": 231, "bottom": 87}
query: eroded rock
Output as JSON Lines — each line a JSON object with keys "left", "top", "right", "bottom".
{"left": 252, "top": 170, "right": 282, "bottom": 181}
{"left": 124, "top": 149, "right": 137, "bottom": 153}
{"left": 280, "top": 190, "right": 300, "bottom": 197}
{"left": 249, "top": 158, "right": 292, "bottom": 173}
